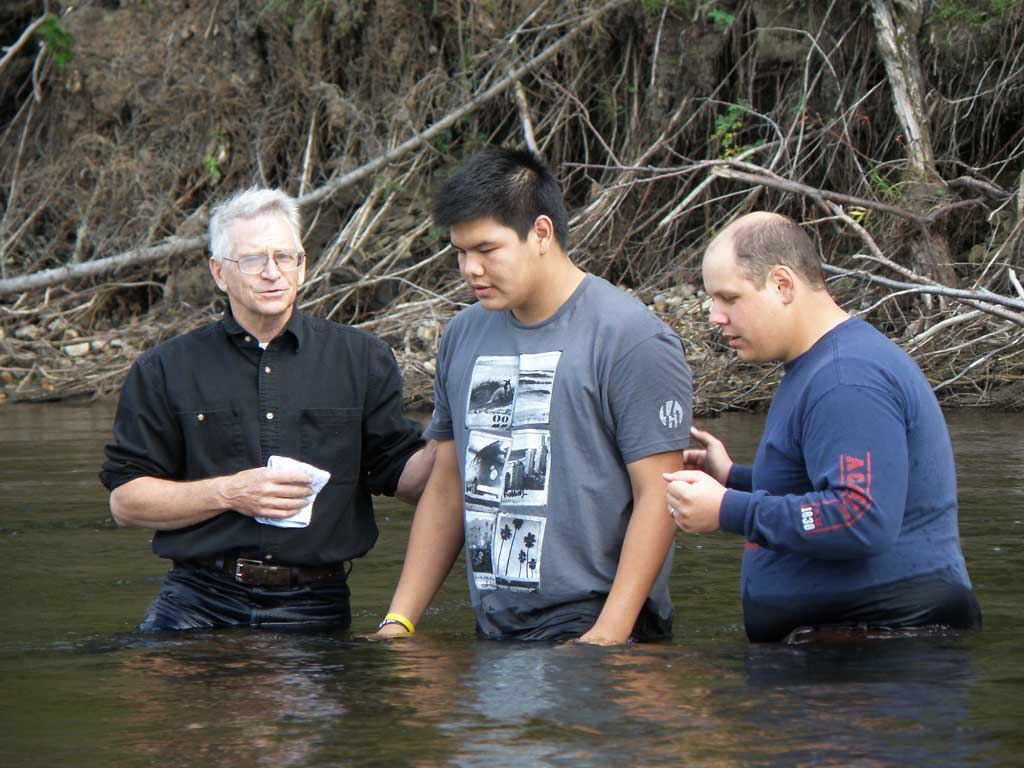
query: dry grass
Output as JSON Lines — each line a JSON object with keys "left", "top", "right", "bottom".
{"left": 1, "top": 1, "right": 1023, "bottom": 411}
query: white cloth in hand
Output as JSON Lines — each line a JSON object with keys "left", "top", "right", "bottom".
{"left": 255, "top": 455, "right": 331, "bottom": 528}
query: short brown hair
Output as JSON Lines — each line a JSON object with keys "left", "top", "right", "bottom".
{"left": 729, "top": 214, "right": 825, "bottom": 289}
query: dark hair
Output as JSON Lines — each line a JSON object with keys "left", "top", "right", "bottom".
{"left": 433, "top": 147, "right": 569, "bottom": 248}
{"left": 730, "top": 215, "right": 826, "bottom": 289}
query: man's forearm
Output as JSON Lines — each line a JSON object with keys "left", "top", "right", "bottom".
{"left": 110, "top": 476, "right": 230, "bottom": 530}
{"left": 394, "top": 440, "right": 438, "bottom": 506}
{"left": 385, "top": 441, "right": 464, "bottom": 627}
{"left": 585, "top": 450, "right": 683, "bottom": 643}
{"left": 591, "top": 493, "right": 677, "bottom": 640}
{"left": 385, "top": 498, "right": 464, "bottom": 626}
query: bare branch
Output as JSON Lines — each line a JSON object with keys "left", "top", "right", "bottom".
{"left": 0, "top": 237, "right": 206, "bottom": 298}
{"left": 0, "top": 13, "right": 50, "bottom": 80}
{"left": 823, "top": 264, "right": 1024, "bottom": 325}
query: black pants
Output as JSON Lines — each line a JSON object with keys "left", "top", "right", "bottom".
{"left": 743, "top": 572, "right": 982, "bottom": 643}
{"left": 139, "top": 563, "right": 352, "bottom": 632}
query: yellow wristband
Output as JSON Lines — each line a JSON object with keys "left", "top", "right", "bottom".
{"left": 379, "top": 612, "right": 415, "bottom": 634}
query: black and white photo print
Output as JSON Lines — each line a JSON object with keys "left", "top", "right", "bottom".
{"left": 511, "top": 351, "right": 560, "bottom": 427}
{"left": 466, "top": 355, "right": 518, "bottom": 431}
{"left": 492, "top": 512, "right": 546, "bottom": 591}
{"left": 464, "top": 430, "right": 511, "bottom": 504}
{"left": 466, "top": 504, "right": 498, "bottom": 590}
{"left": 500, "top": 429, "right": 551, "bottom": 506}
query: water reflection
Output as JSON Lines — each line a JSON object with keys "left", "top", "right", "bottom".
{"left": 736, "top": 638, "right": 985, "bottom": 766}
{"left": 115, "top": 635, "right": 342, "bottom": 766}
{"left": 2, "top": 402, "right": 1023, "bottom": 767}
{"left": 395, "top": 640, "right": 745, "bottom": 767}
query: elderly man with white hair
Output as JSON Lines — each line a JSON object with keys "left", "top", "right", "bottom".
{"left": 101, "top": 187, "right": 434, "bottom": 632}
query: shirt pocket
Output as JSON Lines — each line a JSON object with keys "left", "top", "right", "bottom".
{"left": 175, "top": 408, "right": 245, "bottom": 480}
{"left": 299, "top": 407, "right": 361, "bottom": 484}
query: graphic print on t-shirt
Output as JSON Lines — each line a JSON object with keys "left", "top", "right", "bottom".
{"left": 464, "top": 431, "right": 511, "bottom": 504}
{"left": 464, "top": 351, "right": 561, "bottom": 592}
{"left": 512, "top": 352, "right": 561, "bottom": 425}
{"left": 493, "top": 512, "right": 546, "bottom": 590}
{"left": 467, "top": 355, "right": 519, "bottom": 431}
{"left": 501, "top": 429, "right": 551, "bottom": 506}
{"left": 466, "top": 504, "right": 498, "bottom": 590}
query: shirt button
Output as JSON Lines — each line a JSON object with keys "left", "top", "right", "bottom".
{"left": 265, "top": 366, "right": 271, "bottom": 374}
{"left": 196, "top": 413, "right": 204, "bottom": 422}
{"left": 244, "top": 335, "right": 252, "bottom": 343}
{"left": 266, "top": 412, "right": 274, "bottom": 420}
{"left": 265, "top": 553, "right": 273, "bottom": 561}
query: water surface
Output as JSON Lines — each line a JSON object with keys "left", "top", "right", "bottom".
{"left": 1, "top": 403, "right": 1021, "bottom": 766}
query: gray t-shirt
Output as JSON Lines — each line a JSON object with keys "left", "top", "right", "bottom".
{"left": 425, "top": 274, "right": 693, "bottom": 639}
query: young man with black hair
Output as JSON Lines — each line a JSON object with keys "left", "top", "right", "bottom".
{"left": 665, "top": 211, "right": 981, "bottom": 642}
{"left": 375, "top": 147, "right": 693, "bottom": 643}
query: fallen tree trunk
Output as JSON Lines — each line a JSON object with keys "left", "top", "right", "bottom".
{"left": 0, "top": 0, "right": 630, "bottom": 300}
{"left": 0, "top": 236, "right": 206, "bottom": 298}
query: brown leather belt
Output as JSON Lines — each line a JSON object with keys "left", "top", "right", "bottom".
{"left": 182, "top": 553, "right": 350, "bottom": 588}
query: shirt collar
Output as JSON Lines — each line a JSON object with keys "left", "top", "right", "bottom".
{"left": 221, "top": 305, "right": 305, "bottom": 350}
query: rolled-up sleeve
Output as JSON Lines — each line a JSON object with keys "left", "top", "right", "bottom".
{"left": 423, "top": 321, "right": 454, "bottom": 442}
{"left": 99, "top": 354, "right": 182, "bottom": 490}
{"left": 361, "top": 341, "right": 425, "bottom": 495}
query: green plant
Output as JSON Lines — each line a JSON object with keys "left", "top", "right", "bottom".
{"left": 643, "top": 0, "right": 695, "bottom": 14}
{"left": 935, "top": 0, "right": 1023, "bottom": 23}
{"left": 707, "top": 8, "right": 736, "bottom": 30}
{"left": 203, "top": 131, "right": 229, "bottom": 184}
{"left": 377, "top": 177, "right": 404, "bottom": 198}
{"left": 713, "top": 100, "right": 763, "bottom": 159}
{"left": 37, "top": 16, "right": 74, "bottom": 69}
{"left": 433, "top": 128, "right": 454, "bottom": 155}
{"left": 203, "top": 154, "right": 223, "bottom": 183}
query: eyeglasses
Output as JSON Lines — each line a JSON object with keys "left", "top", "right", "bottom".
{"left": 223, "top": 250, "right": 305, "bottom": 275}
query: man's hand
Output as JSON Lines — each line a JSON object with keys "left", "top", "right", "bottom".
{"left": 576, "top": 625, "right": 629, "bottom": 646}
{"left": 366, "top": 622, "right": 414, "bottom": 640}
{"left": 218, "top": 467, "right": 313, "bottom": 519}
{"left": 681, "top": 426, "right": 734, "bottom": 484}
{"left": 581, "top": 451, "right": 682, "bottom": 647}
{"left": 663, "top": 470, "right": 726, "bottom": 534}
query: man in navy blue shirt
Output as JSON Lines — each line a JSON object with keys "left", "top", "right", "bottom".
{"left": 665, "top": 211, "right": 981, "bottom": 642}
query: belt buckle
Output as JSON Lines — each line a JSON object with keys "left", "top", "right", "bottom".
{"left": 235, "top": 557, "right": 264, "bottom": 584}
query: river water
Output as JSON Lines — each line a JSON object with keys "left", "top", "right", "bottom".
{"left": 1, "top": 401, "right": 1021, "bottom": 767}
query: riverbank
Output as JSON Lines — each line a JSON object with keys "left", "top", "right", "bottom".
{"left": 2, "top": 278, "right": 1021, "bottom": 413}
{"left": 3, "top": 3, "right": 1023, "bottom": 410}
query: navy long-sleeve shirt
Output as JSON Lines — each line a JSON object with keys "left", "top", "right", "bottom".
{"left": 719, "top": 318, "right": 973, "bottom": 604}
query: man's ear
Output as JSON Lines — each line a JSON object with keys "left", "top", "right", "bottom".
{"left": 769, "top": 265, "right": 796, "bottom": 304}
{"left": 532, "top": 215, "right": 555, "bottom": 254}
{"left": 209, "top": 257, "right": 227, "bottom": 292}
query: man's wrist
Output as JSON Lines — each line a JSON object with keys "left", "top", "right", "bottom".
{"left": 719, "top": 489, "right": 750, "bottom": 534}
{"left": 210, "top": 474, "right": 233, "bottom": 512}
{"left": 378, "top": 612, "right": 415, "bottom": 634}
{"left": 589, "top": 607, "right": 635, "bottom": 642}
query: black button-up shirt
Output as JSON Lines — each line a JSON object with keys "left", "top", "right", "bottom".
{"left": 100, "top": 309, "right": 424, "bottom": 566}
